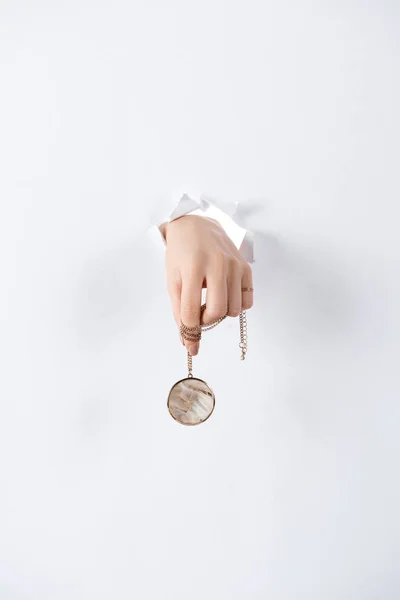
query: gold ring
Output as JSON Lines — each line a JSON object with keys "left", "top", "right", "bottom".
{"left": 241, "top": 287, "right": 254, "bottom": 292}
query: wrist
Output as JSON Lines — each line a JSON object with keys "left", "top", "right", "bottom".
{"left": 159, "top": 214, "right": 219, "bottom": 244}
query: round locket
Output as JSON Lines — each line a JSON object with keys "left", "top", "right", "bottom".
{"left": 167, "top": 377, "right": 215, "bottom": 426}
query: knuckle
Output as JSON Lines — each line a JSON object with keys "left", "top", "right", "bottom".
{"left": 181, "top": 302, "right": 199, "bottom": 317}
{"left": 229, "top": 256, "right": 241, "bottom": 271}
{"left": 212, "top": 252, "right": 227, "bottom": 273}
{"left": 242, "top": 263, "right": 253, "bottom": 278}
{"left": 182, "top": 261, "right": 202, "bottom": 278}
{"left": 206, "top": 303, "right": 227, "bottom": 321}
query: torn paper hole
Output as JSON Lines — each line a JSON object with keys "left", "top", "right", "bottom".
{"left": 190, "top": 205, "right": 247, "bottom": 251}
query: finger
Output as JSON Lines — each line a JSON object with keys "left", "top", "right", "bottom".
{"left": 227, "top": 260, "right": 242, "bottom": 317}
{"left": 167, "top": 278, "right": 183, "bottom": 343}
{"left": 241, "top": 263, "right": 254, "bottom": 310}
{"left": 180, "top": 276, "right": 203, "bottom": 356}
{"left": 201, "top": 269, "right": 228, "bottom": 326}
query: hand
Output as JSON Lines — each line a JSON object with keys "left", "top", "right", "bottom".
{"left": 162, "top": 215, "right": 253, "bottom": 356}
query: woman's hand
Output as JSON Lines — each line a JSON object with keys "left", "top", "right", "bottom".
{"left": 162, "top": 215, "right": 253, "bottom": 356}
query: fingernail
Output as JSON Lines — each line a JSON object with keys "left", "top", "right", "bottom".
{"left": 188, "top": 343, "right": 199, "bottom": 356}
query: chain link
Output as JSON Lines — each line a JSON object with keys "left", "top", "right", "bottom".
{"left": 187, "top": 352, "right": 193, "bottom": 377}
{"left": 239, "top": 310, "right": 248, "bottom": 361}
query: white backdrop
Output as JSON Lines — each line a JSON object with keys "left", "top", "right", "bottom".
{"left": 0, "top": 2, "right": 399, "bottom": 599}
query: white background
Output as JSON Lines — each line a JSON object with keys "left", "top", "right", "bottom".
{"left": 1, "top": 1, "right": 399, "bottom": 599}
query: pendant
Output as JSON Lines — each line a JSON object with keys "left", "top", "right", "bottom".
{"left": 167, "top": 376, "right": 215, "bottom": 426}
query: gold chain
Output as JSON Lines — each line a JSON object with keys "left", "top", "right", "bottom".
{"left": 180, "top": 304, "right": 248, "bottom": 377}
{"left": 187, "top": 352, "right": 193, "bottom": 378}
{"left": 239, "top": 310, "right": 248, "bottom": 361}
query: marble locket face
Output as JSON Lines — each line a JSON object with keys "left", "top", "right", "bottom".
{"left": 167, "top": 377, "right": 215, "bottom": 426}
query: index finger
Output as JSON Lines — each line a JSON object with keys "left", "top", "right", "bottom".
{"left": 180, "top": 276, "right": 203, "bottom": 356}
